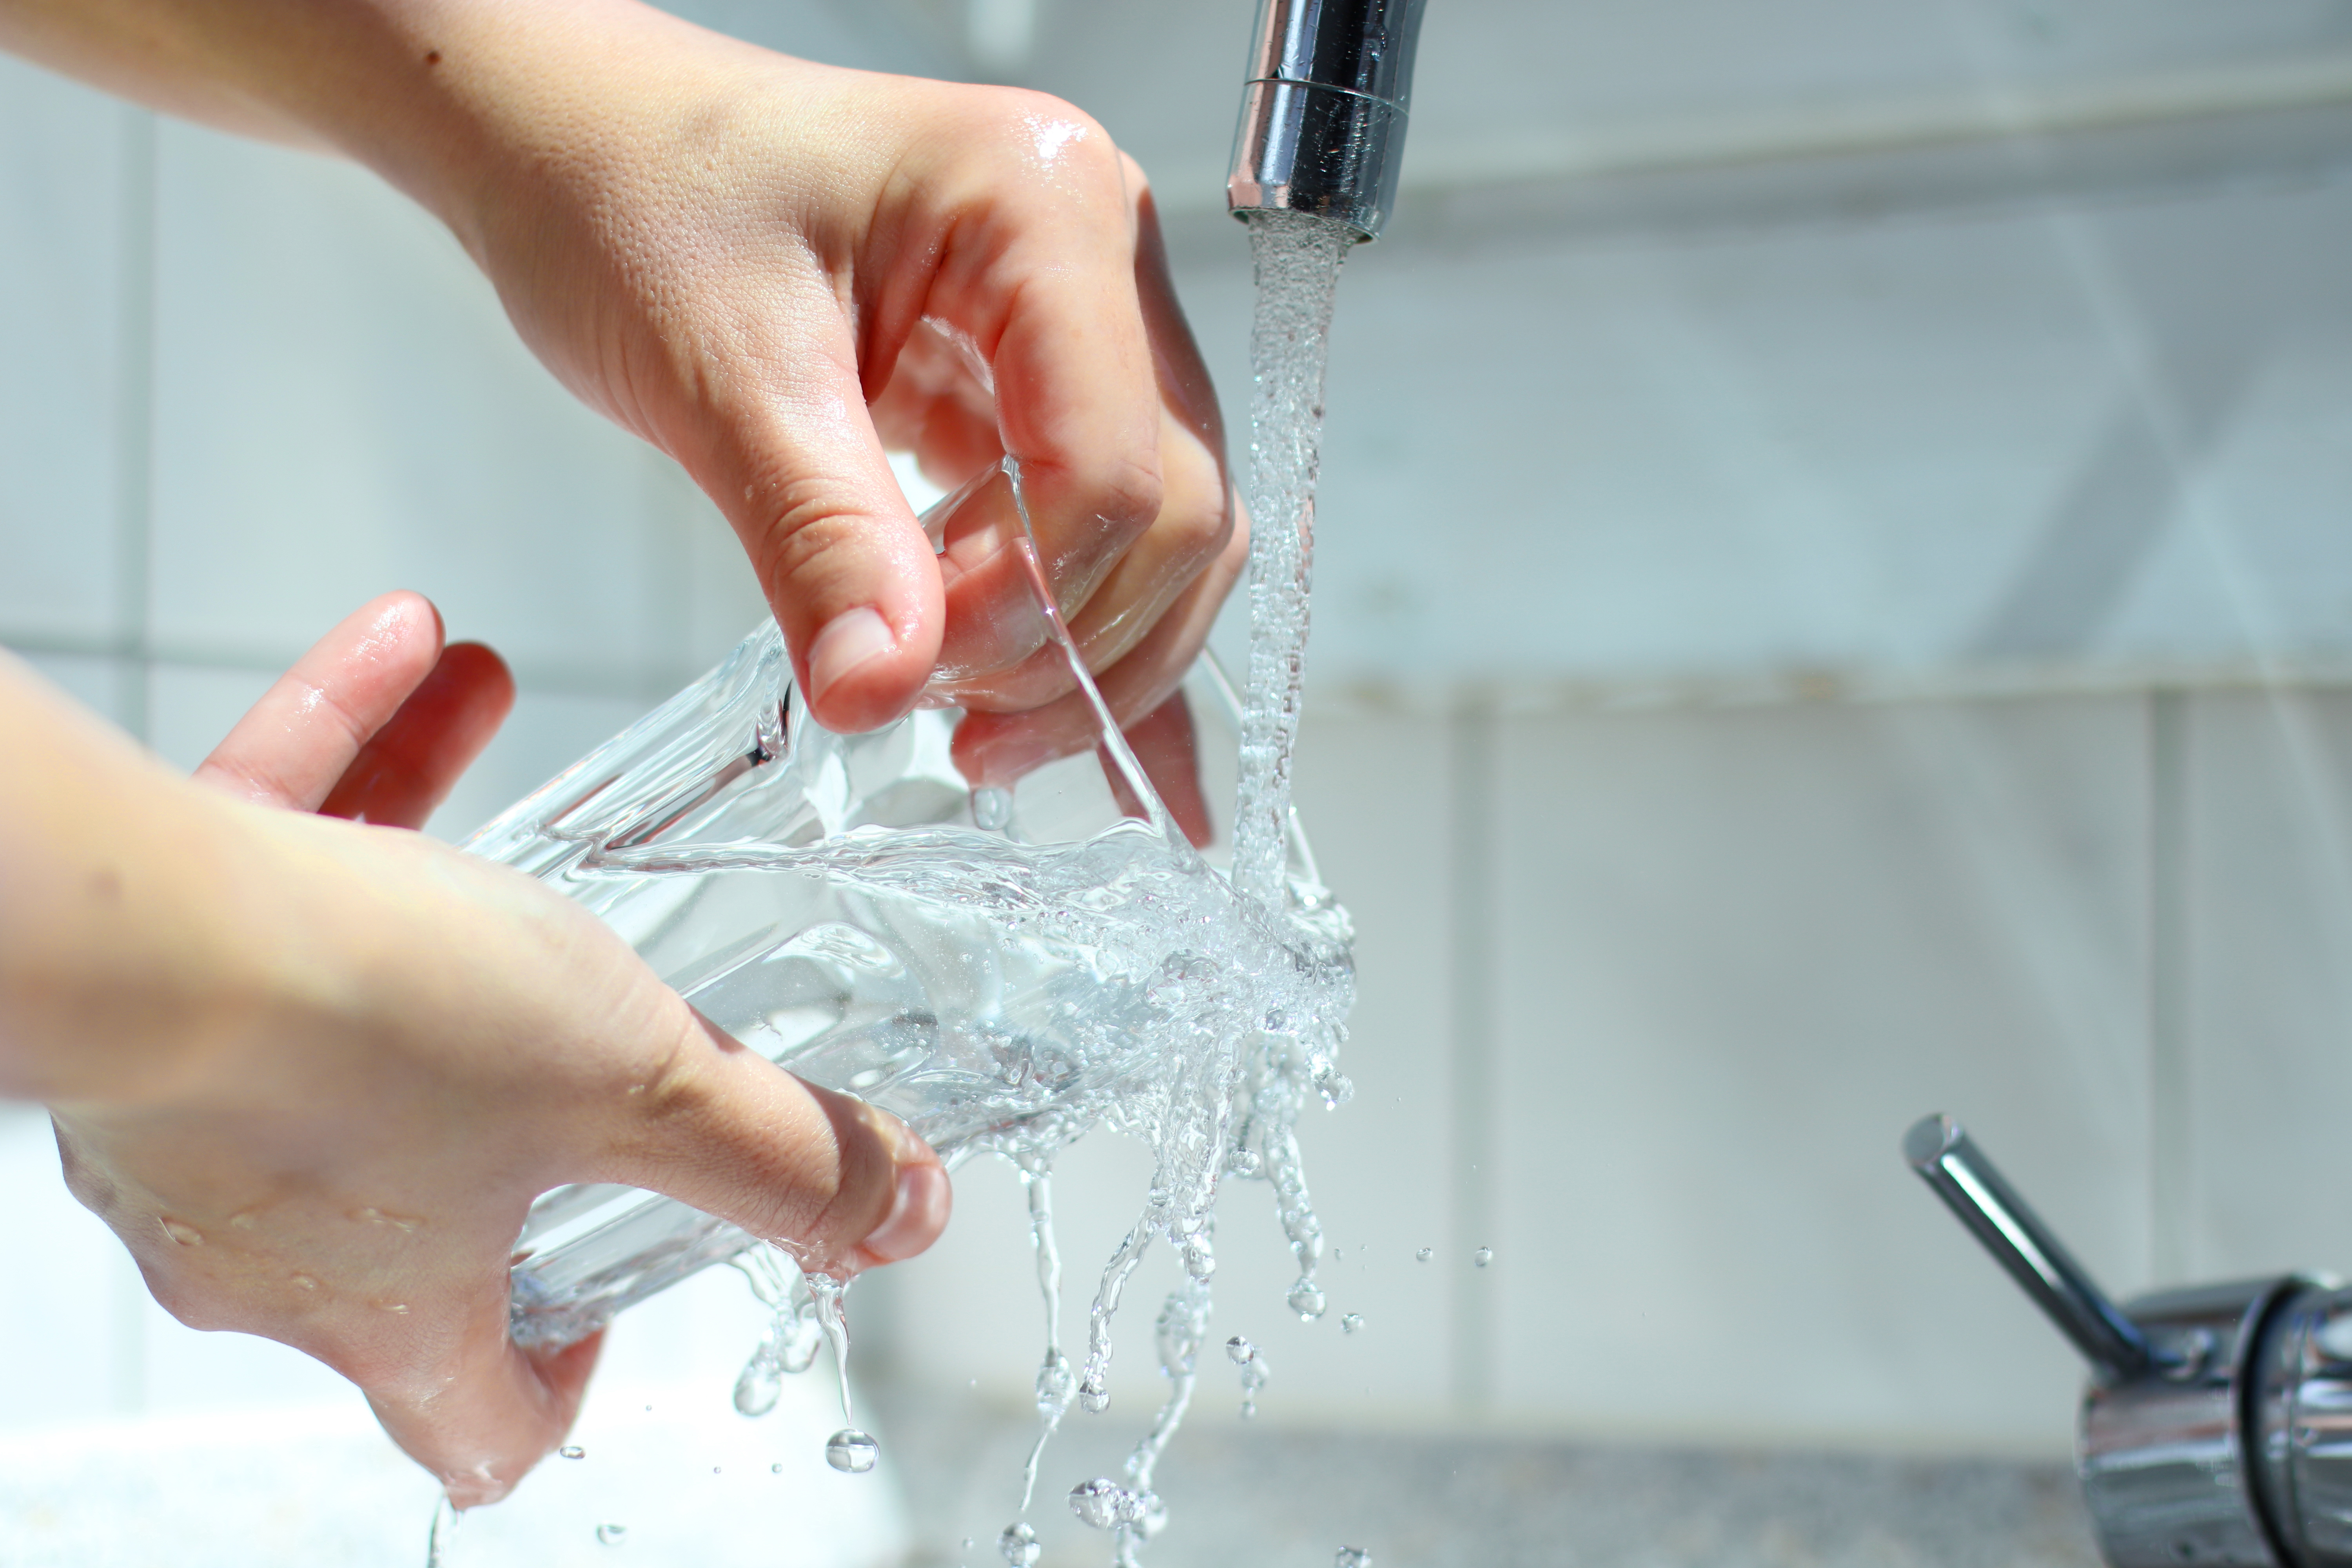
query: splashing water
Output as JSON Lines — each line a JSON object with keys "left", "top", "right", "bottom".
{"left": 465, "top": 207, "right": 1361, "bottom": 1567}
{"left": 978, "top": 213, "right": 1359, "bottom": 1563}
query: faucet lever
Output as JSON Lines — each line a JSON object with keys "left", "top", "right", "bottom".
{"left": 1903, "top": 1113, "right": 2155, "bottom": 1381}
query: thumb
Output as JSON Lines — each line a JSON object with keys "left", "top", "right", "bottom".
{"left": 713, "top": 362, "right": 945, "bottom": 735}
{"left": 602, "top": 1010, "right": 953, "bottom": 1279}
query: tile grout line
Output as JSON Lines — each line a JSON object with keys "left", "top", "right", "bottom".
{"left": 2149, "top": 688, "right": 2190, "bottom": 1287}
{"left": 1447, "top": 703, "right": 1498, "bottom": 1410}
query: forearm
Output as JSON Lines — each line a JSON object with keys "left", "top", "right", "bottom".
{"left": 0, "top": 654, "right": 329, "bottom": 1106}
{"left": 0, "top": 0, "right": 761, "bottom": 263}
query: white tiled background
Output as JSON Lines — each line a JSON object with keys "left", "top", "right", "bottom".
{"left": 11, "top": 0, "right": 2352, "bottom": 1481}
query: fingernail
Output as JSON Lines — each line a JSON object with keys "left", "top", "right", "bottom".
{"left": 860, "top": 1160, "right": 951, "bottom": 1265}
{"left": 808, "top": 607, "right": 897, "bottom": 711}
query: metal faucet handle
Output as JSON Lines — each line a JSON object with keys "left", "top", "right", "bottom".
{"left": 1903, "top": 1113, "right": 2156, "bottom": 1381}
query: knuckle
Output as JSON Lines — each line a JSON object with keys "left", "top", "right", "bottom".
{"left": 1085, "top": 447, "right": 1165, "bottom": 540}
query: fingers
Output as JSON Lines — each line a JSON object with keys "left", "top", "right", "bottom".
{"left": 718, "top": 351, "right": 947, "bottom": 737}
{"left": 600, "top": 1011, "right": 951, "bottom": 1279}
{"left": 318, "top": 642, "right": 515, "bottom": 829}
{"left": 365, "top": 1311, "right": 606, "bottom": 1509}
{"left": 953, "top": 494, "right": 1248, "bottom": 787}
{"left": 194, "top": 591, "right": 445, "bottom": 811}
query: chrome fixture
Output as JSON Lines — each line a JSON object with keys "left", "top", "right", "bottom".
{"left": 1227, "top": 0, "right": 1428, "bottom": 240}
{"left": 1905, "top": 1113, "right": 2352, "bottom": 1568}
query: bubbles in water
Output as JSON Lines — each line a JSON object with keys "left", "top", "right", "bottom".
{"left": 999, "top": 1522, "right": 1041, "bottom": 1566}
{"left": 559, "top": 1445, "right": 586, "bottom": 1459}
{"left": 1416, "top": 1247, "right": 1432, "bottom": 1263}
{"left": 1337, "top": 1549, "right": 1372, "bottom": 1568}
{"left": 1288, "top": 1279, "right": 1327, "bottom": 1320}
{"left": 1068, "top": 1477, "right": 1159, "bottom": 1531}
{"left": 595, "top": 1522, "right": 628, "bottom": 1545}
{"left": 1474, "top": 1247, "right": 1494, "bottom": 1269}
{"left": 825, "top": 1428, "right": 879, "bottom": 1473}
{"left": 972, "top": 786, "right": 1013, "bottom": 831}
{"left": 1341, "top": 1313, "right": 1363, "bottom": 1334}
{"left": 1069, "top": 1477, "right": 1126, "bottom": 1530}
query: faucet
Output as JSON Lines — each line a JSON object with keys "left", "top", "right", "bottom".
{"left": 1227, "top": 0, "right": 1428, "bottom": 241}
{"left": 1905, "top": 1114, "right": 2352, "bottom": 1568}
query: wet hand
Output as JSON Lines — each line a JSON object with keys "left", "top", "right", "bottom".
{"left": 30, "top": 593, "right": 950, "bottom": 1507}
{"left": 414, "top": 4, "right": 1247, "bottom": 737}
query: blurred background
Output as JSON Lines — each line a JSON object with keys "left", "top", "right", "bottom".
{"left": 11, "top": 0, "right": 2352, "bottom": 1563}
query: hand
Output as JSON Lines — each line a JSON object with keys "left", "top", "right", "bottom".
{"left": 428, "top": 7, "right": 1249, "bottom": 739}
{"left": 0, "top": 0, "right": 1248, "bottom": 785}
{"left": 24, "top": 593, "right": 950, "bottom": 1506}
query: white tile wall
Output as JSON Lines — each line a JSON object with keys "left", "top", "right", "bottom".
{"left": 1487, "top": 696, "right": 2151, "bottom": 1454}
{"left": 2182, "top": 690, "right": 2352, "bottom": 1281}
{"left": 148, "top": 123, "right": 665, "bottom": 687}
{"left": 0, "top": 60, "right": 130, "bottom": 649}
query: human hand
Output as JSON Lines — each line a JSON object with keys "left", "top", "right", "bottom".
{"left": 33, "top": 593, "right": 950, "bottom": 1506}
{"left": 372, "top": 1, "right": 1249, "bottom": 741}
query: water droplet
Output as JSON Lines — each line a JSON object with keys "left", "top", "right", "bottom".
{"left": 973, "top": 786, "right": 1013, "bottom": 831}
{"left": 735, "top": 1354, "right": 783, "bottom": 1417}
{"left": 159, "top": 1218, "right": 203, "bottom": 1247}
{"left": 1079, "top": 1377, "right": 1111, "bottom": 1414}
{"left": 771, "top": 1463, "right": 784, "bottom": 1474}
{"left": 1287, "top": 1279, "right": 1327, "bottom": 1320}
{"left": 999, "top": 1522, "right": 1041, "bottom": 1566}
{"left": 962, "top": 1539, "right": 974, "bottom": 1552}
{"left": 825, "top": 1428, "right": 879, "bottom": 1473}
{"left": 229, "top": 1211, "right": 258, "bottom": 1230}
{"left": 1415, "top": 1247, "right": 1432, "bottom": 1263}
{"left": 1226, "top": 1144, "right": 1264, "bottom": 1177}
{"left": 595, "top": 1522, "right": 628, "bottom": 1545}
{"left": 290, "top": 1274, "right": 318, "bottom": 1290}
{"left": 1473, "top": 1246, "right": 1493, "bottom": 1268}
{"left": 559, "top": 1445, "right": 585, "bottom": 1460}
{"left": 1068, "top": 1477, "right": 1136, "bottom": 1530}
{"left": 1336, "top": 1548, "right": 1371, "bottom": 1568}
{"left": 1035, "top": 1349, "right": 1074, "bottom": 1417}
{"left": 1226, "top": 1336, "right": 1257, "bottom": 1366}
{"left": 1341, "top": 1313, "right": 1363, "bottom": 1334}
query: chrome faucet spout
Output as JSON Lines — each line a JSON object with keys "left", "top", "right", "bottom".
{"left": 1227, "top": 0, "right": 1428, "bottom": 241}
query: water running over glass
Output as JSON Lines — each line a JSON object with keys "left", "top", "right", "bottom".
{"left": 444, "top": 253, "right": 1363, "bottom": 1553}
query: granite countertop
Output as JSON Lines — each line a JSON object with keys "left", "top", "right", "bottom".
{"left": 868, "top": 1388, "right": 2102, "bottom": 1568}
